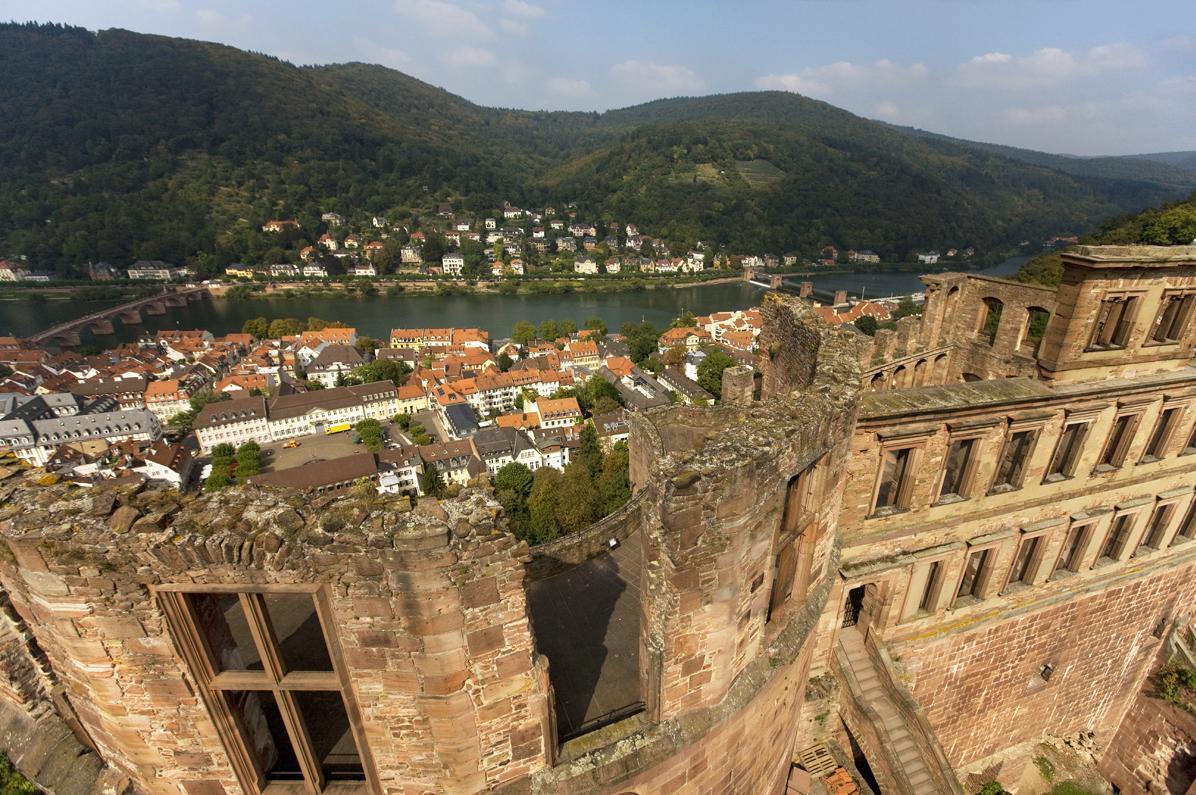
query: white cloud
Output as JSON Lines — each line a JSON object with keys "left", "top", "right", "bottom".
{"left": 502, "top": 0, "right": 545, "bottom": 18}
{"left": 194, "top": 8, "right": 251, "bottom": 33}
{"left": 610, "top": 60, "right": 704, "bottom": 94}
{"left": 446, "top": 46, "right": 496, "bottom": 67}
{"left": 1162, "top": 35, "right": 1194, "bottom": 53}
{"left": 954, "top": 43, "right": 1146, "bottom": 89}
{"left": 755, "top": 59, "right": 927, "bottom": 98}
{"left": 1001, "top": 105, "right": 1068, "bottom": 126}
{"left": 547, "top": 77, "right": 594, "bottom": 97}
{"left": 394, "top": 0, "right": 491, "bottom": 39}
{"left": 499, "top": 18, "right": 529, "bottom": 35}
{"left": 872, "top": 100, "right": 904, "bottom": 121}
{"left": 353, "top": 38, "right": 410, "bottom": 69}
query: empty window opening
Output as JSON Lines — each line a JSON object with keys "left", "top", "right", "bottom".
{"left": 962, "top": 372, "right": 983, "bottom": 382}
{"left": 1089, "top": 295, "right": 1139, "bottom": 350}
{"left": 977, "top": 298, "right": 1004, "bottom": 345}
{"left": 1099, "top": 514, "right": 1137, "bottom": 563}
{"left": 869, "top": 372, "right": 886, "bottom": 391}
{"left": 1099, "top": 413, "right": 1142, "bottom": 469}
{"left": 1150, "top": 292, "right": 1196, "bottom": 344}
{"left": 938, "top": 437, "right": 978, "bottom": 502}
{"left": 1143, "top": 407, "right": 1181, "bottom": 460}
{"left": 1173, "top": 501, "right": 1196, "bottom": 545}
{"left": 842, "top": 586, "right": 866, "bottom": 628}
{"left": 1138, "top": 503, "right": 1175, "bottom": 552}
{"left": 874, "top": 446, "right": 917, "bottom": 512}
{"left": 918, "top": 561, "right": 943, "bottom": 613}
{"left": 1019, "top": 307, "right": 1051, "bottom": 356}
{"left": 991, "top": 429, "right": 1038, "bottom": 492}
{"left": 1007, "top": 535, "right": 1043, "bottom": 587}
{"left": 1053, "top": 523, "right": 1092, "bottom": 577}
{"left": 956, "top": 548, "right": 991, "bottom": 602}
{"left": 1046, "top": 422, "right": 1090, "bottom": 480}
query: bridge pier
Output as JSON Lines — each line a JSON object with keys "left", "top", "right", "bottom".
{"left": 799, "top": 281, "right": 813, "bottom": 298}
{"left": 143, "top": 301, "right": 166, "bottom": 316}
{"left": 87, "top": 320, "right": 115, "bottom": 336}
{"left": 118, "top": 309, "right": 143, "bottom": 325}
{"left": 163, "top": 295, "right": 187, "bottom": 308}
{"left": 52, "top": 332, "right": 81, "bottom": 347}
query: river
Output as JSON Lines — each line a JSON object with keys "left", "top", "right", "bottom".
{"left": 0, "top": 256, "right": 1030, "bottom": 345}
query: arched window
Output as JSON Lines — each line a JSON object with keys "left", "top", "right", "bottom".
{"left": 963, "top": 372, "right": 983, "bottom": 382}
{"left": 913, "top": 358, "right": 928, "bottom": 387}
{"left": 869, "top": 372, "right": 886, "bottom": 391}
{"left": 933, "top": 353, "right": 949, "bottom": 383}
{"left": 892, "top": 365, "right": 908, "bottom": 389}
{"left": 1019, "top": 307, "right": 1051, "bottom": 356}
{"left": 977, "top": 298, "right": 1004, "bottom": 345}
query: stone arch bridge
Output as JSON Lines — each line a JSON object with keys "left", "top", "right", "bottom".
{"left": 27, "top": 286, "right": 210, "bottom": 347}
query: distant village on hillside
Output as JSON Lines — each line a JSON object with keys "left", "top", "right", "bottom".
{"left": 0, "top": 199, "right": 1026, "bottom": 285}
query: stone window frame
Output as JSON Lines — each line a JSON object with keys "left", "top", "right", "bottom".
{"left": 1085, "top": 290, "right": 1144, "bottom": 352}
{"left": 1134, "top": 492, "right": 1189, "bottom": 555}
{"left": 156, "top": 583, "right": 378, "bottom": 795}
{"left": 1043, "top": 406, "right": 1103, "bottom": 484}
{"left": 1145, "top": 289, "right": 1196, "bottom": 346}
{"left": 988, "top": 416, "right": 1048, "bottom": 495}
{"left": 766, "top": 458, "right": 822, "bottom": 625}
{"left": 933, "top": 423, "right": 992, "bottom": 505}
{"left": 949, "top": 533, "right": 1009, "bottom": 610}
{"left": 1094, "top": 404, "right": 1147, "bottom": 472}
{"left": 868, "top": 432, "right": 931, "bottom": 518}
{"left": 1169, "top": 491, "right": 1196, "bottom": 547}
{"left": 1049, "top": 510, "right": 1113, "bottom": 579}
{"left": 1001, "top": 520, "right": 1062, "bottom": 594}
{"left": 898, "top": 543, "right": 960, "bottom": 623}
{"left": 1092, "top": 501, "right": 1150, "bottom": 568}
{"left": 1140, "top": 398, "right": 1191, "bottom": 463}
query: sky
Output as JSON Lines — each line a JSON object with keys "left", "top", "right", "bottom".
{"left": 7, "top": 0, "right": 1196, "bottom": 156}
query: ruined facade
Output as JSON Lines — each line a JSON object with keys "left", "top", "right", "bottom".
{"left": 0, "top": 245, "right": 1193, "bottom": 794}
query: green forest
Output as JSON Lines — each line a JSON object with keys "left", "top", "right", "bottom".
{"left": 2, "top": 22, "right": 1195, "bottom": 278}
{"left": 1014, "top": 190, "right": 1196, "bottom": 286}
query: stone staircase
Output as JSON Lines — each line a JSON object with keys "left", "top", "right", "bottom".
{"left": 835, "top": 627, "right": 961, "bottom": 794}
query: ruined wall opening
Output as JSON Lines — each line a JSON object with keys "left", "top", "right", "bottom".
{"left": 977, "top": 297, "right": 1005, "bottom": 346}
{"left": 768, "top": 462, "right": 819, "bottom": 625}
{"left": 1018, "top": 306, "right": 1051, "bottom": 357}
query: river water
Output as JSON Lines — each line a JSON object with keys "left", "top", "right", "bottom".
{"left": 0, "top": 256, "right": 1029, "bottom": 345}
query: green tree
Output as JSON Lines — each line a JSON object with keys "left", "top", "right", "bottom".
{"left": 234, "top": 441, "right": 261, "bottom": 477}
{"left": 356, "top": 418, "right": 385, "bottom": 452}
{"left": 526, "top": 467, "right": 562, "bottom": 543}
{"left": 671, "top": 309, "right": 697, "bottom": 328}
{"left": 203, "top": 464, "right": 233, "bottom": 493}
{"left": 575, "top": 424, "right": 603, "bottom": 477}
{"left": 854, "top": 316, "right": 879, "bottom": 336}
{"left": 306, "top": 316, "right": 328, "bottom": 331}
{"left": 697, "top": 348, "right": 735, "bottom": 399}
{"left": 512, "top": 321, "right": 537, "bottom": 346}
{"left": 538, "top": 319, "right": 560, "bottom": 342}
{"left": 354, "top": 335, "right": 377, "bottom": 355}
{"left": 169, "top": 390, "right": 230, "bottom": 432}
{"left": 620, "top": 321, "right": 661, "bottom": 364}
{"left": 597, "top": 442, "right": 631, "bottom": 515}
{"left": 352, "top": 359, "right": 411, "bottom": 386}
{"left": 554, "top": 461, "right": 599, "bottom": 534}
{"left": 419, "top": 462, "right": 446, "bottom": 498}
{"left": 558, "top": 319, "right": 578, "bottom": 336}
{"left": 583, "top": 317, "right": 607, "bottom": 338}
{"left": 497, "top": 353, "right": 514, "bottom": 372}
{"left": 892, "top": 296, "right": 920, "bottom": 319}
{"left": 241, "top": 316, "right": 268, "bottom": 338}
{"left": 495, "top": 462, "right": 534, "bottom": 534}
{"left": 268, "top": 317, "right": 303, "bottom": 338}
{"left": 664, "top": 344, "right": 687, "bottom": 368}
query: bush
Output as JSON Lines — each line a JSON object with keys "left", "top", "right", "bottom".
{"left": 0, "top": 754, "right": 37, "bottom": 795}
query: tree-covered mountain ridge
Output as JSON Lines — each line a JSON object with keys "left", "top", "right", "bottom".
{"left": 1014, "top": 190, "right": 1196, "bottom": 286}
{"left": 2, "top": 21, "right": 1194, "bottom": 275}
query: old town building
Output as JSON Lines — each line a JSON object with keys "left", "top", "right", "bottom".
{"left": 0, "top": 245, "right": 1192, "bottom": 794}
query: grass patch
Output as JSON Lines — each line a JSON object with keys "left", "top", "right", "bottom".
{"left": 1050, "top": 783, "right": 1099, "bottom": 795}
{"left": 1034, "top": 754, "right": 1056, "bottom": 782}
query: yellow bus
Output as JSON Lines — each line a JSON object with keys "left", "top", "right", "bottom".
{"left": 325, "top": 422, "right": 352, "bottom": 435}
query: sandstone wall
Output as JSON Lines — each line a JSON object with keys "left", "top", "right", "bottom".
{"left": 1099, "top": 684, "right": 1196, "bottom": 794}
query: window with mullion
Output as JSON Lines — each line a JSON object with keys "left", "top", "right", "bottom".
{"left": 162, "top": 589, "right": 367, "bottom": 794}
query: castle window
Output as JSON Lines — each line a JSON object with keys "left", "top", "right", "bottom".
{"left": 1149, "top": 291, "right": 1196, "bottom": 344}
{"left": 1052, "top": 521, "right": 1093, "bottom": 578}
{"left": 977, "top": 297, "right": 1004, "bottom": 345}
{"left": 1142, "top": 406, "right": 1182, "bottom": 461}
{"left": 872, "top": 443, "right": 920, "bottom": 514}
{"left": 1097, "top": 411, "right": 1142, "bottom": 470}
{"left": 159, "top": 587, "right": 370, "bottom": 793}
{"left": 1088, "top": 294, "right": 1139, "bottom": 350}
{"left": 901, "top": 558, "right": 946, "bottom": 621}
{"left": 1006, "top": 533, "right": 1045, "bottom": 588}
{"left": 990, "top": 428, "right": 1039, "bottom": 493}
{"left": 1045, "top": 420, "right": 1091, "bottom": 481}
{"left": 955, "top": 547, "right": 993, "bottom": 603}
{"left": 1018, "top": 307, "right": 1051, "bottom": 356}
{"left": 1097, "top": 512, "right": 1139, "bottom": 565}
{"left": 1137, "top": 501, "right": 1177, "bottom": 553}
{"left": 936, "top": 436, "right": 980, "bottom": 503}
{"left": 1173, "top": 500, "right": 1196, "bottom": 545}
{"left": 768, "top": 462, "right": 820, "bottom": 622}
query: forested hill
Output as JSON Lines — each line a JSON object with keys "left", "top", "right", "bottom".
{"left": 2, "top": 22, "right": 1194, "bottom": 276}
{"left": 1013, "top": 190, "right": 1196, "bottom": 286}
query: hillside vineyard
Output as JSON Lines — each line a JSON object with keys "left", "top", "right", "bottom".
{"left": 0, "top": 246, "right": 1192, "bottom": 793}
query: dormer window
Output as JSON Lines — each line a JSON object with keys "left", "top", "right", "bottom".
{"left": 1088, "top": 294, "right": 1139, "bottom": 350}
